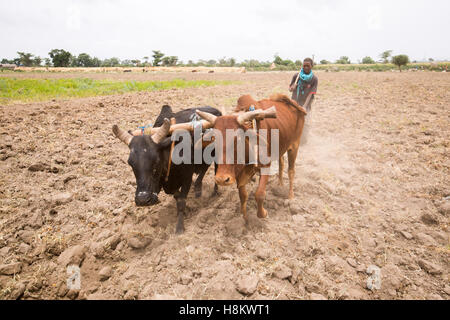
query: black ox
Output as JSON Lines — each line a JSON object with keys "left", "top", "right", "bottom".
{"left": 112, "top": 105, "right": 221, "bottom": 234}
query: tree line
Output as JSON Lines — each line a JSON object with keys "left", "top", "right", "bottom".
{"left": 2, "top": 49, "right": 413, "bottom": 71}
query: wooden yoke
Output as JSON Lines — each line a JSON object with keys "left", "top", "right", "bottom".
{"left": 131, "top": 120, "right": 214, "bottom": 137}
{"left": 151, "top": 120, "right": 214, "bottom": 135}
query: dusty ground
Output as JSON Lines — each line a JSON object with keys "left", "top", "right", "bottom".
{"left": 0, "top": 71, "right": 448, "bottom": 300}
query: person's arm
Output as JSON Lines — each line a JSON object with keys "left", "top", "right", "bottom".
{"left": 289, "top": 74, "right": 298, "bottom": 92}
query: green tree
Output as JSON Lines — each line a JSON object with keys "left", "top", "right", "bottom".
{"left": 283, "top": 59, "right": 295, "bottom": 66}
{"left": 362, "top": 56, "right": 375, "bottom": 64}
{"left": 1, "top": 58, "right": 18, "bottom": 65}
{"left": 336, "top": 56, "right": 351, "bottom": 64}
{"left": 33, "top": 56, "right": 42, "bottom": 66}
{"left": 121, "top": 59, "right": 133, "bottom": 67}
{"left": 17, "top": 52, "right": 34, "bottom": 66}
{"left": 229, "top": 58, "right": 236, "bottom": 67}
{"left": 44, "top": 58, "right": 52, "bottom": 67}
{"left": 91, "top": 57, "right": 101, "bottom": 67}
{"left": 49, "top": 49, "right": 72, "bottom": 67}
{"left": 101, "top": 57, "right": 120, "bottom": 67}
{"left": 379, "top": 50, "right": 393, "bottom": 63}
{"left": 152, "top": 50, "right": 164, "bottom": 66}
{"left": 391, "top": 54, "right": 410, "bottom": 72}
{"left": 197, "top": 60, "right": 207, "bottom": 66}
{"left": 273, "top": 55, "right": 295, "bottom": 66}
{"left": 161, "top": 56, "right": 178, "bottom": 66}
{"left": 320, "top": 60, "right": 330, "bottom": 65}
{"left": 131, "top": 59, "right": 141, "bottom": 67}
{"left": 75, "top": 53, "right": 94, "bottom": 67}
{"left": 273, "top": 55, "right": 283, "bottom": 65}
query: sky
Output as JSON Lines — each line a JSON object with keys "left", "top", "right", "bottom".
{"left": 1, "top": 0, "right": 449, "bottom": 63}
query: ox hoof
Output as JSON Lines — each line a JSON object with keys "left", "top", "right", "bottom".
{"left": 175, "top": 224, "right": 185, "bottom": 235}
{"left": 257, "top": 208, "right": 268, "bottom": 219}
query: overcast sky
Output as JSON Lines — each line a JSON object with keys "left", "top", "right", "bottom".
{"left": 1, "top": 0, "right": 449, "bottom": 63}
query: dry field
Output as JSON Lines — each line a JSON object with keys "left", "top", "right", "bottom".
{"left": 0, "top": 71, "right": 448, "bottom": 300}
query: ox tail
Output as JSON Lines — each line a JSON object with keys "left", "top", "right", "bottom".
{"left": 269, "top": 93, "right": 307, "bottom": 115}
{"left": 269, "top": 93, "right": 306, "bottom": 139}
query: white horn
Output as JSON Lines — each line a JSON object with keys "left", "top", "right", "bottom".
{"left": 196, "top": 110, "right": 218, "bottom": 125}
{"left": 237, "top": 106, "right": 277, "bottom": 125}
{"left": 113, "top": 125, "right": 133, "bottom": 146}
{"left": 151, "top": 118, "right": 170, "bottom": 144}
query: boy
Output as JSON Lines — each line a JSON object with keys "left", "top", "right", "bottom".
{"left": 289, "top": 58, "right": 318, "bottom": 112}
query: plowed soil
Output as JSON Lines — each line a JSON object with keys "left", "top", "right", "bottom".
{"left": 0, "top": 71, "right": 448, "bottom": 300}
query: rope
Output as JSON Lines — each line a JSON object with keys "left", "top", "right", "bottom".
{"left": 138, "top": 123, "right": 153, "bottom": 135}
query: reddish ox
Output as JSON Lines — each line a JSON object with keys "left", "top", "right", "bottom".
{"left": 196, "top": 94, "right": 306, "bottom": 223}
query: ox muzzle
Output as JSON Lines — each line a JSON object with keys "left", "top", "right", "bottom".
{"left": 135, "top": 191, "right": 159, "bottom": 207}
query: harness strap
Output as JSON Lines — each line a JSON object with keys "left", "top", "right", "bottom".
{"left": 165, "top": 118, "right": 176, "bottom": 181}
{"left": 248, "top": 118, "right": 259, "bottom": 167}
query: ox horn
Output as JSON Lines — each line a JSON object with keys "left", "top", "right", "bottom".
{"left": 237, "top": 106, "right": 277, "bottom": 126}
{"left": 151, "top": 118, "right": 171, "bottom": 144}
{"left": 196, "top": 110, "right": 218, "bottom": 125}
{"left": 113, "top": 125, "right": 133, "bottom": 146}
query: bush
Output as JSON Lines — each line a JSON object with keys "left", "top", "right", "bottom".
{"left": 362, "top": 56, "right": 375, "bottom": 64}
{"left": 336, "top": 56, "right": 351, "bottom": 64}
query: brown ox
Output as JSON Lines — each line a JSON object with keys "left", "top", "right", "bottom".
{"left": 196, "top": 94, "right": 306, "bottom": 222}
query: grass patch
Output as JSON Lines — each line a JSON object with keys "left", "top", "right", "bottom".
{"left": 0, "top": 77, "right": 237, "bottom": 104}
